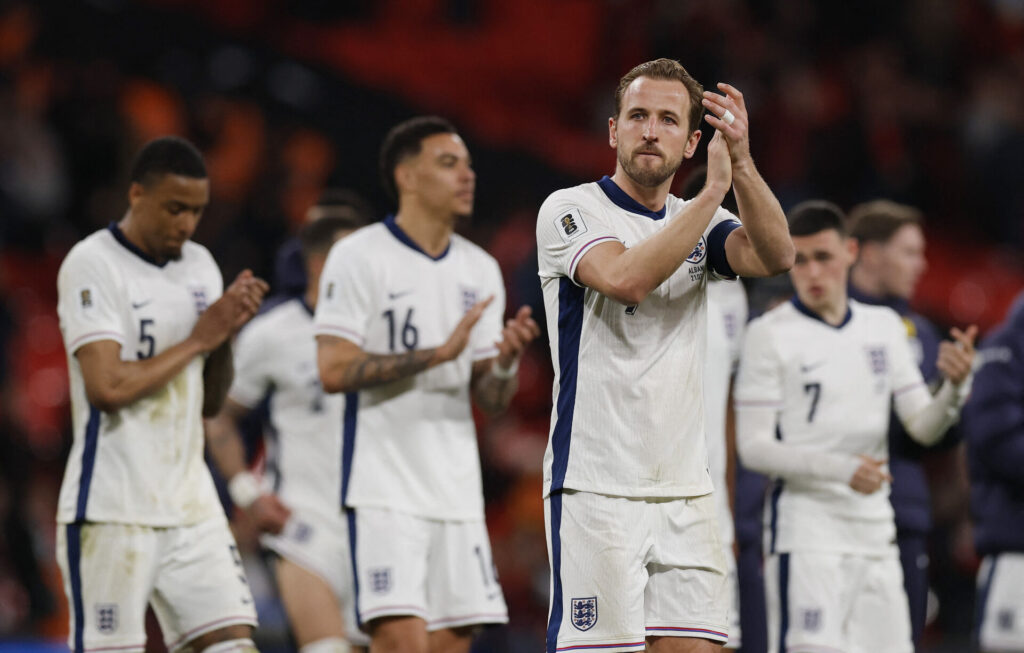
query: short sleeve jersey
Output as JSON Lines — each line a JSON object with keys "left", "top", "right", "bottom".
{"left": 313, "top": 217, "right": 505, "bottom": 520}
{"left": 734, "top": 298, "right": 926, "bottom": 554}
{"left": 536, "top": 176, "right": 741, "bottom": 499}
{"left": 229, "top": 298, "right": 343, "bottom": 519}
{"left": 704, "top": 279, "right": 748, "bottom": 546}
{"left": 56, "top": 225, "right": 224, "bottom": 526}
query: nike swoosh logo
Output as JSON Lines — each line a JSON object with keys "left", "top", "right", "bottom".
{"left": 800, "top": 361, "right": 826, "bottom": 373}
{"left": 131, "top": 300, "right": 152, "bottom": 309}
{"left": 388, "top": 290, "right": 413, "bottom": 300}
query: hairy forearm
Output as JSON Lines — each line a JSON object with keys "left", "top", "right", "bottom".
{"left": 473, "top": 371, "right": 518, "bottom": 415}
{"left": 202, "top": 342, "right": 234, "bottom": 417}
{"left": 322, "top": 347, "right": 441, "bottom": 394}
{"left": 731, "top": 160, "right": 794, "bottom": 275}
{"left": 594, "top": 185, "right": 726, "bottom": 304}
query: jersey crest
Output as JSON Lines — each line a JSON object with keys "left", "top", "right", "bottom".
{"left": 866, "top": 346, "right": 887, "bottom": 375}
{"left": 686, "top": 236, "right": 707, "bottom": 264}
{"left": 571, "top": 596, "right": 598, "bottom": 631}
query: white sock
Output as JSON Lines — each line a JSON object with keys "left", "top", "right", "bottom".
{"left": 300, "top": 637, "right": 351, "bottom": 653}
{"left": 200, "top": 638, "right": 258, "bottom": 653}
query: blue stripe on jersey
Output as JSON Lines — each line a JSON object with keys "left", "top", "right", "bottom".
{"left": 706, "top": 220, "right": 741, "bottom": 278}
{"left": 551, "top": 278, "right": 584, "bottom": 491}
{"left": 67, "top": 523, "right": 85, "bottom": 653}
{"left": 340, "top": 392, "right": 359, "bottom": 505}
{"left": 768, "top": 425, "right": 783, "bottom": 554}
{"left": 546, "top": 492, "right": 565, "bottom": 653}
{"left": 75, "top": 407, "right": 101, "bottom": 521}
{"left": 974, "top": 555, "right": 998, "bottom": 646}
{"left": 778, "top": 553, "right": 790, "bottom": 653}
{"left": 791, "top": 296, "right": 852, "bottom": 329}
{"left": 383, "top": 214, "right": 451, "bottom": 260}
{"left": 596, "top": 176, "right": 666, "bottom": 220}
{"left": 346, "top": 508, "right": 363, "bottom": 629}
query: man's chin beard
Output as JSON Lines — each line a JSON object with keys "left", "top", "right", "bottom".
{"left": 619, "top": 152, "right": 680, "bottom": 189}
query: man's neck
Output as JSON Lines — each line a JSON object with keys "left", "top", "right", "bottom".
{"left": 117, "top": 213, "right": 161, "bottom": 263}
{"left": 394, "top": 206, "right": 454, "bottom": 258}
{"left": 609, "top": 168, "right": 672, "bottom": 213}
{"left": 849, "top": 265, "right": 886, "bottom": 298}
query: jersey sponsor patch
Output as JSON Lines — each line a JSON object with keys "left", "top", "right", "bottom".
{"left": 571, "top": 596, "right": 598, "bottom": 631}
{"left": 555, "top": 207, "right": 589, "bottom": 243}
{"left": 686, "top": 236, "right": 707, "bottom": 264}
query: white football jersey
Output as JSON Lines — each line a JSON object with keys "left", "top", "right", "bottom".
{"left": 56, "top": 224, "right": 224, "bottom": 526}
{"left": 229, "top": 298, "right": 343, "bottom": 519}
{"left": 536, "top": 176, "right": 741, "bottom": 499}
{"left": 734, "top": 298, "right": 926, "bottom": 554}
{"left": 313, "top": 217, "right": 505, "bottom": 520}
{"left": 705, "top": 279, "right": 748, "bottom": 546}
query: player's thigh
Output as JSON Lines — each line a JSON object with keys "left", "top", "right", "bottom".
{"left": 350, "top": 506, "right": 431, "bottom": 625}
{"left": 977, "top": 553, "right": 1024, "bottom": 653}
{"left": 275, "top": 557, "right": 344, "bottom": 645}
{"left": 647, "top": 634, "right": 723, "bottom": 652}
{"left": 367, "top": 615, "right": 429, "bottom": 653}
{"left": 427, "top": 625, "right": 474, "bottom": 653}
{"left": 262, "top": 508, "right": 368, "bottom": 648}
{"left": 764, "top": 551, "right": 847, "bottom": 653}
{"left": 848, "top": 550, "right": 913, "bottom": 653}
{"left": 426, "top": 518, "right": 508, "bottom": 631}
{"left": 56, "top": 522, "right": 158, "bottom": 653}
{"left": 149, "top": 517, "right": 257, "bottom": 652}
{"left": 545, "top": 490, "right": 649, "bottom": 652}
{"left": 645, "top": 495, "right": 729, "bottom": 646}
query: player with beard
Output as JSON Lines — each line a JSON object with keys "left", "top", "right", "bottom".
{"left": 314, "top": 116, "right": 539, "bottom": 653}
{"left": 536, "top": 58, "right": 794, "bottom": 653}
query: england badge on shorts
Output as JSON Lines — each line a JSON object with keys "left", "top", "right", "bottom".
{"left": 96, "top": 603, "right": 118, "bottom": 633}
{"left": 571, "top": 596, "right": 598, "bottom": 631}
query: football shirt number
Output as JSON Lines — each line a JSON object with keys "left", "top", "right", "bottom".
{"left": 803, "top": 382, "right": 821, "bottom": 422}
{"left": 138, "top": 319, "right": 155, "bottom": 359}
{"left": 382, "top": 308, "right": 419, "bottom": 352}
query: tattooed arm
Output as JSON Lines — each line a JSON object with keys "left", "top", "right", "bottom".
{"left": 317, "top": 298, "right": 492, "bottom": 394}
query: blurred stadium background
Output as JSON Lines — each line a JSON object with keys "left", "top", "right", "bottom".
{"left": 0, "top": 0, "right": 1022, "bottom": 651}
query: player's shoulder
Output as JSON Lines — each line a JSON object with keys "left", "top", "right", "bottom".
{"left": 324, "top": 222, "right": 386, "bottom": 265}
{"left": 238, "top": 297, "right": 309, "bottom": 344}
{"left": 850, "top": 299, "right": 903, "bottom": 329}
{"left": 58, "top": 229, "right": 117, "bottom": 278}
{"left": 180, "top": 239, "right": 218, "bottom": 269}
{"left": 539, "top": 181, "right": 603, "bottom": 215}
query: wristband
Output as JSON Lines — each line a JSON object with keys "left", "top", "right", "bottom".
{"left": 228, "top": 471, "right": 261, "bottom": 509}
{"left": 490, "top": 359, "right": 519, "bottom": 380}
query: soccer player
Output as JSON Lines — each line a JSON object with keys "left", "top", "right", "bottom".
{"left": 205, "top": 214, "right": 370, "bottom": 653}
{"left": 846, "top": 199, "right": 956, "bottom": 647}
{"left": 536, "top": 58, "right": 794, "bottom": 653}
{"left": 962, "top": 291, "right": 1024, "bottom": 653}
{"left": 55, "top": 136, "right": 269, "bottom": 653}
{"left": 734, "top": 201, "right": 976, "bottom": 653}
{"left": 314, "top": 116, "right": 540, "bottom": 653}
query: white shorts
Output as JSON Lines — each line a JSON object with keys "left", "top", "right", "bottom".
{"left": 766, "top": 549, "right": 912, "bottom": 653}
{"left": 348, "top": 506, "right": 509, "bottom": 631}
{"left": 56, "top": 517, "right": 257, "bottom": 653}
{"left": 261, "top": 507, "right": 369, "bottom": 647}
{"left": 545, "top": 490, "right": 729, "bottom": 652}
{"left": 976, "top": 552, "right": 1024, "bottom": 652}
{"left": 722, "top": 545, "right": 741, "bottom": 650}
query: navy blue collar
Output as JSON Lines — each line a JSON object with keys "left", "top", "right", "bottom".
{"left": 107, "top": 222, "right": 166, "bottom": 268}
{"left": 384, "top": 214, "right": 450, "bottom": 261}
{"left": 596, "top": 176, "right": 666, "bottom": 221}
{"left": 847, "top": 282, "right": 910, "bottom": 316}
{"left": 791, "top": 296, "right": 853, "bottom": 329}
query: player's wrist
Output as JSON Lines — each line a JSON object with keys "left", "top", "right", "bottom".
{"left": 228, "top": 470, "right": 262, "bottom": 509}
{"left": 490, "top": 357, "right": 519, "bottom": 379}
